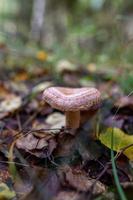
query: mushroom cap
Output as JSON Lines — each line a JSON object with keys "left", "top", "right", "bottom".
{"left": 43, "top": 87, "right": 101, "bottom": 111}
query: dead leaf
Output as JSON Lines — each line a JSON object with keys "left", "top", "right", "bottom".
{"left": 56, "top": 60, "right": 76, "bottom": 73}
{"left": 0, "top": 95, "right": 22, "bottom": 119}
{"left": 54, "top": 191, "right": 80, "bottom": 200}
{"left": 45, "top": 112, "right": 65, "bottom": 129}
{"left": 121, "top": 181, "right": 133, "bottom": 189}
{"left": 0, "top": 81, "right": 23, "bottom": 106}
{"left": 8, "top": 81, "right": 29, "bottom": 95}
{"left": 115, "top": 96, "right": 133, "bottom": 109}
{"left": 104, "top": 115, "right": 124, "bottom": 129}
{"left": 0, "top": 83, "right": 10, "bottom": 98}
{"left": 16, "top": 132, "right": 57, "bottom": 158}
{"left": 22, "top": 170, "right": 60, "bottom": 200}
{"left": 13, "top": 70, "right": 28, "bottom": 81}
{"left": 0, "top": 169, "right": 11, "bottom": 184}
{"left": 14, "top": 179, "right": 33, "bottom": 199}
{"left": 58, "top": 165, "right": 105, "bottom": 194}
{"left": 32, "top": 81, "right": 53, "bottom": 94}
{"left": 16, "top": 134, "right": 40, "bottom": 151}
{"left": 36, "top": 50, "right": 48, "bottom": 61}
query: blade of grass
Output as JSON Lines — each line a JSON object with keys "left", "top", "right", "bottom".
{"left": 111, "top": 90, "right": 133, "bottom": 199}
{"left": 111, "top": 128, "right": 127, "bottom": 200}
{"left": 8, "top": 140, "right": 18, "bottom": 179}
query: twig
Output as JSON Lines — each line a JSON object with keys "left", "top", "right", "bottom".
{"left": 85, "top": 139, "right": 133, "bottom": 199}
{"left": 114, "top": 143, "right": 133, "bottom": 161}
{"left": 0, "top": 160, "right": 29, "bottom": 167}
{"left": 86, "top": 162, "right": 111, "bottom": 200}
{"left": 16, "top": 112, "right": 22, "bottom": 131}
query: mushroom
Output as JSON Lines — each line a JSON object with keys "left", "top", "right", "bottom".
{"left": 42, "top": 87, "right": 101, "bottom": 130}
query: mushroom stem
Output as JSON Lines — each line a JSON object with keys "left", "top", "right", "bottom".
{"left": 65, "top": 111, "right": 80, "bottom": 129}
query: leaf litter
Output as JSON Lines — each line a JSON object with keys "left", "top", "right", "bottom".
{"left": 0, "top": 57, "right": 133, "bottom": 200}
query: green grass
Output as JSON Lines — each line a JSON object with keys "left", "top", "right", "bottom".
{"left": 111, "top": 128, "right": 127, "bottom": 200}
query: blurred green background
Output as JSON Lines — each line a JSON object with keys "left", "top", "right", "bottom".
{"left": 0, "top": 0, "right": 132, "bottom": 92}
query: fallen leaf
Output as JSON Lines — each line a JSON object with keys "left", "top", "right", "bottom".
{"left": 13, "top": 70, "right": 28, "bottom": 81}
{"left": 54, "top": 191, "right": 80, "bottom": 200}
{"left": 0, "top": 83, "right": 10, "bottom": 98}
{"left": 36, "top": 50, "right": 48, "bottom": 61}
{"left": 8, "top": 81, "right": 29, "bottom": 95}
{"left": 16, "top": 134, "right": 40, "bottom": 151}
{"left": 22, "top": 170, "right": 60, "bottom": 200}
{"left": 45, "top": 112, "right": 65, "bottom": 129}
{"left": 104, "top": 115, "right": 124, "bottom": 129}
{"left": 0, "top": 95, "right": 22, "bottom": 116}
{"left": 99, "top": 128, "right": 133, "bottom": 160}
{"left": 14, "top": 166, "right": 49, "bottom": 199}
{"left": 115, "top": 96, "right": 133, "bottom": 109}
{"left": 32, "top": 81, "right": 53, "bottom": 94}
{"left": 16, "top": 132, "right": 57, "bottom": 158}
{"left": 0, "top": 183, "right": 16, "bottom": 199}
{"left": 0, "top": 80, "right": 25, "bottom": 114}
{"left": 56, "top": 60, "right": 76, "bottom": 73}
{"left": 0, "top": 169, "right": 11, "bottom": 184}
{"left": 14, "top": 179, "right": 33, "bottom": 199}
{"left": 58, "top": 165, "right": 105, "bottom": 194}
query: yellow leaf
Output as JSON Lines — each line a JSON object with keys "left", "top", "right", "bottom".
{"left": 0, "top": 183, "right": 15, "bottom": 200}
{"left": 36, "top": 50, "right": 48, "bottom": 61}
{"left": 99, "top": 128, "right": 133, "bottom": 160}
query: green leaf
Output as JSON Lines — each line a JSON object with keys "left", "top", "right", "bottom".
{"left": 0, "top": 183, "right": 15, "bottom": 200}
{"left": 99, "top": 128, "right": 133, "bottom": 160}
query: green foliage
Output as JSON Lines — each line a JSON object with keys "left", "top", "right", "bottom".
{"left": 110, "top": 128, "right": 127, "bottom": 200}
{"left": 118, "top": 72, "right": 133, "bottom": 94}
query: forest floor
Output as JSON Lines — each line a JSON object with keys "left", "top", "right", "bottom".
{"left": 0, "top": 44, "right": 133, "bottom": 200}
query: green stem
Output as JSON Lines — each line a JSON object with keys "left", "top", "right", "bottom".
{"left": 111, "top": 128, "right": 127, "bottom": 200}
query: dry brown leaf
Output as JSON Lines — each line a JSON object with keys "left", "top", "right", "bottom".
{"left": 16, "top": 132, "right": 57, "bottom": 158}
{"left": 31, "top": 112, "right": 64, "bottom": 132}
{"left": 0, "top": 82, "right": 22, "bottom": 117}
{"left": 54, "top": 191, "right": 80, "bottom": 200}
{"left": 115, "top": 96, "right": 133, "bottom": 109}
{"left": 8, "top": 81, "right": 29, "bottom": 95}
{"left": 0, "top": 83, "right": 10, "bottom": 98}
{"left": 12, "top": 69, "right": 28, "bottom": 81}
{"left": 0, "top": 95, "right": 22, "bottom": 119}
{"left": 104, "top": 115, "right": 124, "bottom": 129}
{"left": 16, "top": 134, "right": 40, "bottom": 151}
{"left": 58, "top": 166, "right": 105, "bottom": 195}
{"left": 0, "top": 169, "right": 11, "bottom": 184}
